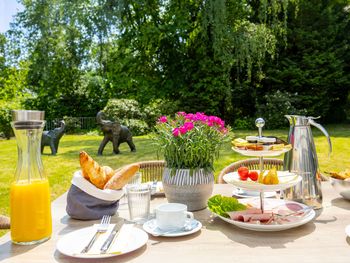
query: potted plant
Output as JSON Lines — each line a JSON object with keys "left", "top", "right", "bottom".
{"left": 153, "top": 112, "right": 229, "bottom": 211}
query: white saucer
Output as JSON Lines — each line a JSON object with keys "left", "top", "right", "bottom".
{"left": 232, "top": 188, "right": 276, "bottom": 198}
{"left": 143, "top": 219, "right": 202, "bottom": 237}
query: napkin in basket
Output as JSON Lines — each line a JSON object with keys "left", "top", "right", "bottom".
{"left": 66, "top": 171, "right": 124, "bottom": 220}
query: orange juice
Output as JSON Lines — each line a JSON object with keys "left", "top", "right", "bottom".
{"left": 10, "top": 179, "right": 52, "bottom": 244}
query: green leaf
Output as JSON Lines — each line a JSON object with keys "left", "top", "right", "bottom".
{"left": 207, "top": 194, "right": 246, "bottom": 218}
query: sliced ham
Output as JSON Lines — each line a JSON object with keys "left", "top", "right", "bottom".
{"left": 226, "top": 203, "right": 307, "bottom": 225}
{"left": 227, "top": 208, "right": 274, "bottom": 223}
{"left": 226, "top": 208, "right": 262, "bottom": 221}
{"left": 237, "top": 212, "right": 273, "bottom": 223}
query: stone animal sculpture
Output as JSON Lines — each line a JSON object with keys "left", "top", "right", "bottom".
{"left": 41, "top": 120, "right": 65, "bottom": 155}
{"left": 96, "top": 111, "right": 136, "bottom": 155}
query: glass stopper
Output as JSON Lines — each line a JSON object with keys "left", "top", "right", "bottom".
{"left": 255, "top": 118, "right": 265, "bottom": 137}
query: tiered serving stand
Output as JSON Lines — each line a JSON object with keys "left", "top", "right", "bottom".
{"left": 218, "top": 118, "right": 316, "bottom": 231}
{"left": 225, "top": 118, "right": 301, "bottom": 213}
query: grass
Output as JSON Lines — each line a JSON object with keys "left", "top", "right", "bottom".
{"left": 1, "top": 124, "right": 350, "bottom": 236}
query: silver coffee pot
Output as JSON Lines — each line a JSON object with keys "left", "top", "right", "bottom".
{"left": 283, "top": 115, "right": 332, "bottom": 209}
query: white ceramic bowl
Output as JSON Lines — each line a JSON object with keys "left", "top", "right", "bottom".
{"left": 330, "top": 176, "right": 350, "bottom": 200}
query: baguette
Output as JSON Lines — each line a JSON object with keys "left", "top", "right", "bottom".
{"left": 104, "top": 164, "right": 140, "bottom": 190}
{"left": 79, "top": 151, "right": 107, "bottom": 189}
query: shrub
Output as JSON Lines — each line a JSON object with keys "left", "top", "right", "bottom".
{"left": 103, "top": 99, "right": 152, "bottom": 135}
{"left": 103, "top": 99, "right": 144, "bottom": 120}
{"left": 256, "top": 90, "right": 308, "bottom": 129}
{"left": 142, "top": 100, "right": 162, "bottom": 129}
{"left": 0, "top": 101, "right": 20, "bottom": 139}
{"left": 63, "top": 116, "right": 83, "bottom": 134}
{"left": 123, "top": 119, "right": 149, "bottom": 136}
{"left": 233, "top": 117, "right": 255, "bottom": 130}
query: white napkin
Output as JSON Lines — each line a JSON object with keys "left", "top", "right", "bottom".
{"left": 72, "top": 170, "right": 124, "bottom": 201}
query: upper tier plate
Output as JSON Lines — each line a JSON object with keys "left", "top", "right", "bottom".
{"left": 232, "top": 147, "right": 291, "bottom": 157}
{"left": 223, "top": 170, "right": 301, "bottom": 192}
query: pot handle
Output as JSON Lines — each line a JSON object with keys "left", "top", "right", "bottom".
{"left": 309, "top": 118, "right": 332, "bottom": 156}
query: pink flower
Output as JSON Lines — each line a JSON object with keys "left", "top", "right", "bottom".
{"left": 185, "top": 113, "right": 195, "bottom": 121}
{"left": 184, "top": 121, "right": 194, "bottom": 131}
{"left": 172, "top": 128, "right": 180, "bottom": 137}
{"left": 208, "top": 116, "right": 218, "bottom": 123}
{"left": 179, "top": 125, "right": 187, "bottom": 134}
{"left": 177, "top": 112, "right": 186, "bottom": 116}
{"left": 158, "top": 116, "right": 168, "bottom": 123}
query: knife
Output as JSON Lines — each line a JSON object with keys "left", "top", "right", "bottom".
{"left": 100, "top": 223, "right": 122, "bottom": 254}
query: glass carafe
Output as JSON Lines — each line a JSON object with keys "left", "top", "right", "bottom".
{"left": 10, "top": 110, "right": 52, "bottom": 245}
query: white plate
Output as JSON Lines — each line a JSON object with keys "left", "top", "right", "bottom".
{"left": 232, "top": 188, "right": 276, "bottom": 198}
{"left": 143, "top": 219, "right": 202, "bottom": 237}
{"left": 214, "top": 199, "right": 315, "bottom": 232}
{"left": 56, "top": 224, "right": 148, "bottom": 258}
{"left": 223, "top": 170, "right": 301, "bottom": 191}
{"left": 232, "top": 147, "right": 291, "bottom": 157}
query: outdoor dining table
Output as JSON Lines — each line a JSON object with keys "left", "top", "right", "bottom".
{"left": 1, "top": 182, "right": 350, "bottom": 263}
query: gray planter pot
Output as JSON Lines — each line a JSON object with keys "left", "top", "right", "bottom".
{"left": 162, "top": 167, "right": 214, "bottom": 211}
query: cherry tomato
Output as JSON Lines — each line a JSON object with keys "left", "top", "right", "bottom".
{"left": 248, "top": 171, "right": 259, "bottom": 181}
{"left": 237, "top": 167, "right": 249, "bottom": 181}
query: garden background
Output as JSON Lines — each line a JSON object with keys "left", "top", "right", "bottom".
{"left": 1, "top": 0, "right": 350, "bottom": 134}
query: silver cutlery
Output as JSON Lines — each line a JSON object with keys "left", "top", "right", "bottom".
{"left": 81, "top": 215, "right": 111, "bottom": 253}
{"left": 100, "top": 222, "right": 123, "bottom": 254}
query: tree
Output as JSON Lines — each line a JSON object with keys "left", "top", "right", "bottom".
{"left": 107, "top": 0, "right": 297, "bottom": 121}
{"left": 260, "top": 0, "right": 350, "bottom": 124}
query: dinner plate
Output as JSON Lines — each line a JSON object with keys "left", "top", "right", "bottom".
{"left": 223, "top": 171, "right": 301, "bottom": 192}
{"left": 56, "top": 224, "right": 148, "bottom": 258}
{"left": 143, "top": 218, "right": 202, "bottom": 237}
{"left": 213, "top": 199, "right": 315, "bottom": 232}
{"left": 232, "top": 188, "right": 276, "bottom": 198}
{"left": 232, "top": 147, "right": 291, "bottom": 157}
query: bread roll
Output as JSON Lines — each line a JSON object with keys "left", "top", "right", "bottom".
{"left": 102, "top": 165, "right": 115, "bottom": 182}
{"left": 79, "top": 151, "right": 107, "bottom": 189}
{"left": 104, "top": 164, "right": 140, "bottom": 190}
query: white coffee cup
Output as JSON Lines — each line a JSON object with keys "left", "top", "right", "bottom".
{"left": 155, "top": 203, "right": 194, "bottom": 231}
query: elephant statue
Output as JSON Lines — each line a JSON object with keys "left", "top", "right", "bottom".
{"left": 96, "top": 111, "right": 136, "bottom": 155}
{"left": 41, "top": 120, "right": 65, "bottom": 155}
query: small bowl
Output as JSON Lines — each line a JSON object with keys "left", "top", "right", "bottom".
{"left": 330, "top": 176, "right": 350, "bottom": 200}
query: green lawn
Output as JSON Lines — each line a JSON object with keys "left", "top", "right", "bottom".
{"left": 1, "top": 125, "right": 350, "bottom": 236}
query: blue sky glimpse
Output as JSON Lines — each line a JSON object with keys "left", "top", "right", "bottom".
{"left": 0, "top": 0, "right": 23, "bottom": 33}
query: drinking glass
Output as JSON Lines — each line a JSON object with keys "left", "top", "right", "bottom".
{"left": 127, "top": 184, "right": 151, "bottom": 224}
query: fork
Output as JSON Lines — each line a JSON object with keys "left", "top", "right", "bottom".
{"left": 81, "top": 215, "right": 111, "bottom": 253}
